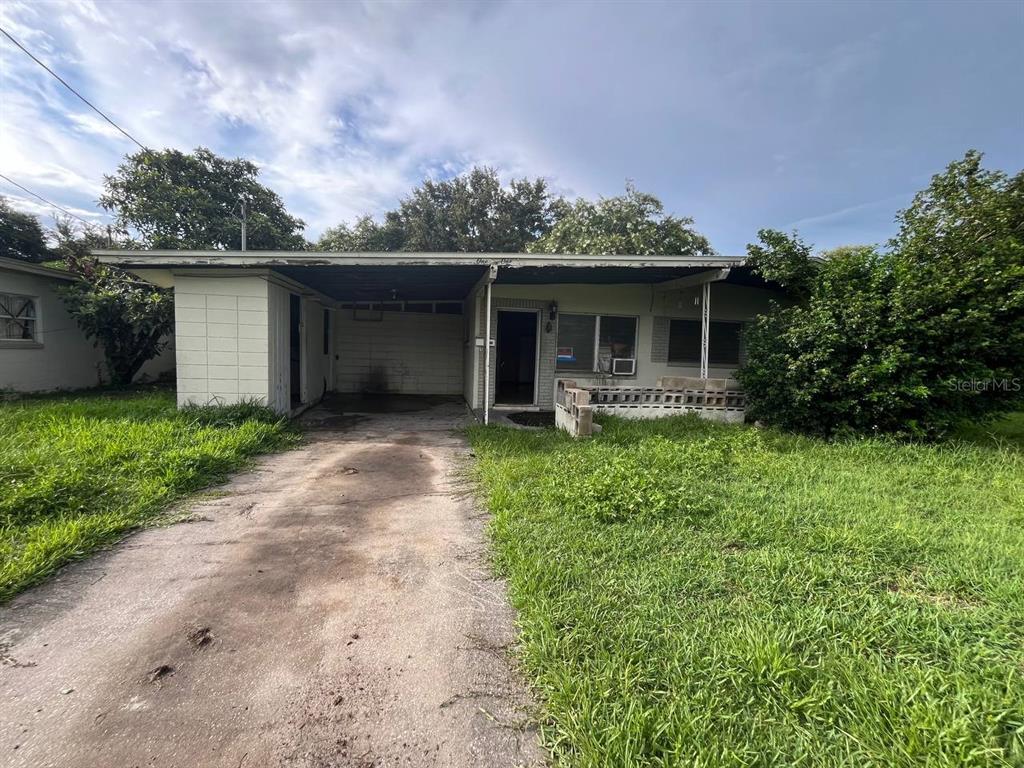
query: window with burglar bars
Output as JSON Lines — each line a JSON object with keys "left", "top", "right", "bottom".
{"left": 0, "top": 293, "right": 38, "bottom": 342}
{"left": 667, "top": 318, "right": 743, "bottom": 366}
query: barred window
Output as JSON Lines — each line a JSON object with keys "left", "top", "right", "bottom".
{"left": 668, "top": 319, "right": 742, "bottom": 366}
{"left": 0, "top": 293, "right": 37, "bottom": 342}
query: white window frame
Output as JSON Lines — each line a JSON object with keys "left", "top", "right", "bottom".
{"left": 0, "top": 292, "right": 42, "bottom": 348}
{"left": 556, "top": 312, "right": 638, "bottom": 374}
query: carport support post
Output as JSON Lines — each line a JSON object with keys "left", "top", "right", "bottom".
{"left": 484, "top": 279, "right": 493, "bottom": 425}
{"left": 700, "top": 281, "right": 711, "bottom": 379}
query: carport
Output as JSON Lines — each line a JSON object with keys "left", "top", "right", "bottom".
{"left": 94, "top": 250, "right": 767, "bottom": 423}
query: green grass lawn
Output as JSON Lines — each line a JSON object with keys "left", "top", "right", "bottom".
{"left": 0, "top": 389, "right": 297, "bottom": 601}
{"left": 468, "top": 415, "right": 1024, "bottom": 767}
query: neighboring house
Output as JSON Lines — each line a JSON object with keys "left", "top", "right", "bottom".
{"left": 0, "top": 256, "right": 174, "bottom": 393}
{"left": 93, "top": 251, "right": 783, "bottom": 424}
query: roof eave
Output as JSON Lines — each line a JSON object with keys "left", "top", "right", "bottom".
{"left": 91, "top": 250, "right": 746, "bottom": 270}
{"left": 0, "top": 256, "right": 80, "bottom": 281}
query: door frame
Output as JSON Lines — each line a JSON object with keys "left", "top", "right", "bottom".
{"left": 494, "top": 308, "right": 541, "bottom": 407}
{"left": 288, "top": 292, "right": 303, "bottom": 408}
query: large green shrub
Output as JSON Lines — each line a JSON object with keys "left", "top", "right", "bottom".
{"left": 739, "top": 151, "right": 1023, "bottom": 438}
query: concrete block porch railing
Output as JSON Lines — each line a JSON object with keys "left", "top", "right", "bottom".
{"left": 555, "top": 377, "right": 746, "bottom": 438}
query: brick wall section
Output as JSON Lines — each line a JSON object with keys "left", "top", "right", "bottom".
{"left": 334, "top": 310, "right": 463, "bottom": 395}
{"left": 174, "top": 275, "right": 270, "bottom": 408}
{"left": 650, "top": 316, "right": 670, "bottom": 363}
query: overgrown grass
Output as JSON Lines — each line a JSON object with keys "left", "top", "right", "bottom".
{"left": 0, "top": 389, "right": 297, "bottom": 601}
{"left": 468, "top": 415, "right": 1024, "bottom": 767}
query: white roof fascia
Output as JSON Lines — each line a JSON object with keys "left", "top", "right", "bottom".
{"left": 92, "top": 250, "right": 745, "bottom": 270}
{"left": 0, "top": 256, "right": 79, "bottom": 281}
{"left": 653, "top": 268, "right": 732, "bottom": 291}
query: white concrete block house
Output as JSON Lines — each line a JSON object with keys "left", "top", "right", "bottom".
{"left": 93, "top": 250, "right": 783, "bottom": 423}
{"left": 0, "top": 256, "right": 173, "bottom": 392}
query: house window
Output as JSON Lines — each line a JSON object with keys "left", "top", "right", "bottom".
{"left": 556, "top": 313, "right": 637, "bottom": 373}
{"left": 667, "top": 319, "right": 743, "bottom": 366}
{"left": 0, "top": 293, "right": 38, "bottom": 342}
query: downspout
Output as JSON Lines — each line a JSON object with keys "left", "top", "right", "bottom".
{"left": 484, "top": 278, "right": 493, "bottom": 425}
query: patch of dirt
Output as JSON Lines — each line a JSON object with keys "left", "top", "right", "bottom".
{"left": 883, "top": 572, "right": 983, "bottom": 610}
{"left": 147, "top": 664, "right": 174, "bottom": 683}
{"left": 186, "top": 626, "right": 213, "bottom": 650}
{"left": 505, "top": 411, "right": 556, "bottom": 428}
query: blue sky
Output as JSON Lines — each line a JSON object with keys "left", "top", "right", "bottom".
{"left": 1, "top": 0, "right": 1021, "bottom": 254}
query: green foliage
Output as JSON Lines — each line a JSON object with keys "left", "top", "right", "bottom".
{"left": 740, "top": 152, "right": 1024, "bottom": 438}
{"left": 100, "top": 147, "right": 306, "bottom": 249}
{"left": 318, "top": 214, "right": 406, "bottom": 252}
{"left": 549, "top": 432, "right": 731, "bottom": 523}
{"left": 0, "top": 390, "right": 296, "bottom": 601}
{"left": 468, "top": 416, "right": 1024, "bottom": 767}
{"left": 529, "top": 182, "right": 713, "bottom": 256}
{"left": 53, "top": 220, "right": 173, "bottom": 386}
{"left": 0, "top": 197, "right": 50, "bottom": 262}
{"left": 318, "top": 166, "right": 559, "bottom": 252}
{"left": 744, "top": 228, "right": 816, "bottom": 299}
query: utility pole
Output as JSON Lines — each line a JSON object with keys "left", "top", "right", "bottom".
{"left": 240, "top": 198, "right": 247, "bottom": 252}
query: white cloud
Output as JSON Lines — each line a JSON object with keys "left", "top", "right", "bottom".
{"left": 1, "top": 0, "right": 1020, "bottom": 252}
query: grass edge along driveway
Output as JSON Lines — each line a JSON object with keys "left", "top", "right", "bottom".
{"left": 1, "top": 389, "right": 297, "bottom": 602}
{"left": 468, "top": 414, "right": 1024, "bottom": 768}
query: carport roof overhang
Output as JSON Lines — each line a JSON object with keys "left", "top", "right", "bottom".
{"left": 92, "top": 250, "right": 762, "bottom": 302}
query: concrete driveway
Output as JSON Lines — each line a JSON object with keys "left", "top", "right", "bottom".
{"left": 0, "top": 396, "right": 541, "bottom": 768}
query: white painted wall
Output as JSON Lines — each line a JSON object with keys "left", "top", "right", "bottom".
{"left": 266, "top": 281, "right": 291, "bottom": 413}
{"left": 302, "top": 297, "right": 329, "bottom": 403}
{"left": 1, "top": 269, "right": 103, "bottom": 392}
{"left": 333, "top": 310, "right": 463, "bottom": 395}
{"left": 174, "top": 274, "right": 272, "bottom": 409}
{"left": 1, "top": 267, "right": 175, "bottom": 392}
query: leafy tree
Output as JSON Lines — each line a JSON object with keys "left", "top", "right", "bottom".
{"left": 0, "top": 197, "right": 50, "bottom": 262}
{"left": 317, "top": 167, "right": 560, "bottom": 252}
{"left": 739, "top": 151, "right": 1024, "bottom": 438}
{"left": 318, "top": 214, "right": 405, "bottom": 252}
{"left": 53, "top": 219, "right": 173, "bottom": 386}
{"left": 744, "top": 228, "right": 817, "bottom": 299}
{"left": 100, "top": 147, "right": 306, "bottom": 250}
{"left": 528, "top": 183, "right": 713, "bottom": 256}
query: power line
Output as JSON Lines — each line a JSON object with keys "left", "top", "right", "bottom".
{"left": 0, "top": 172, "right": 99, "bottom": 227}
{"left": 1, "top": 28, "right": 251, "bottom": 246}
{"left": 0, "top": 26, "right": 149, "bottom": 153}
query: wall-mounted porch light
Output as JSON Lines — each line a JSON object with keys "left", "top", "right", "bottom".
{"left": 546, "top": 301, "right": 558, "bottom": 333}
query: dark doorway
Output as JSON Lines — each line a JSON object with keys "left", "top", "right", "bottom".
{"left": 496, "top": 310, "right": 538, "bottom": 405}
{"left": 289, "top": 294, "right": 301, "bottom": 408}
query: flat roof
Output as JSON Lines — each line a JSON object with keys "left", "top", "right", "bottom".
{"left": 92, "top": 250, "right": 745, "bottom": 270}
{"left": 0, "top": 256, "right": 79, "bottom": 281}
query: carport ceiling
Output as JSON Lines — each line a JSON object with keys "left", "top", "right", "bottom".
{"left": 273, "top": 264, "right": 760, "bottom": 301}
{"left": 273, "top": 265, "right": 489, "bottom": 301}
{"left": 496, "top": 266, "right": 711, "bottom": 285}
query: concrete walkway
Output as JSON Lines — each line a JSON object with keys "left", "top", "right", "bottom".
{"left": 0, "top": 396, "right": 540, "bottom": 768}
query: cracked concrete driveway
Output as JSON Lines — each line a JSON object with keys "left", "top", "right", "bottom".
{"left": 0, "top": 396, "right": 541, "bottom": 768}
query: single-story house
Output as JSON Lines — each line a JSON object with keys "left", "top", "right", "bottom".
{"left": 0, "top": 255, "right": 175, "bottom": 393}
{"left": 91, "top": 250, "right": 783, "bottom": 426}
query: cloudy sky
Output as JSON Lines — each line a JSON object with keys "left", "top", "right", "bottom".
{"left": 1, "top": 0, "right": 1021, "bottom": 254}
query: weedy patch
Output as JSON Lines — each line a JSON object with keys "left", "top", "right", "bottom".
{"left": 468, "top": 413, "right": 1024, "bottom": 768}
{"left": 0, "top": 390, "right": 298, "bottom": 601}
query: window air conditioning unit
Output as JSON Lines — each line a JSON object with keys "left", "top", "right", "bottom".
{"left": 611, "top": 357, "right": 636, "bottom": 376}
